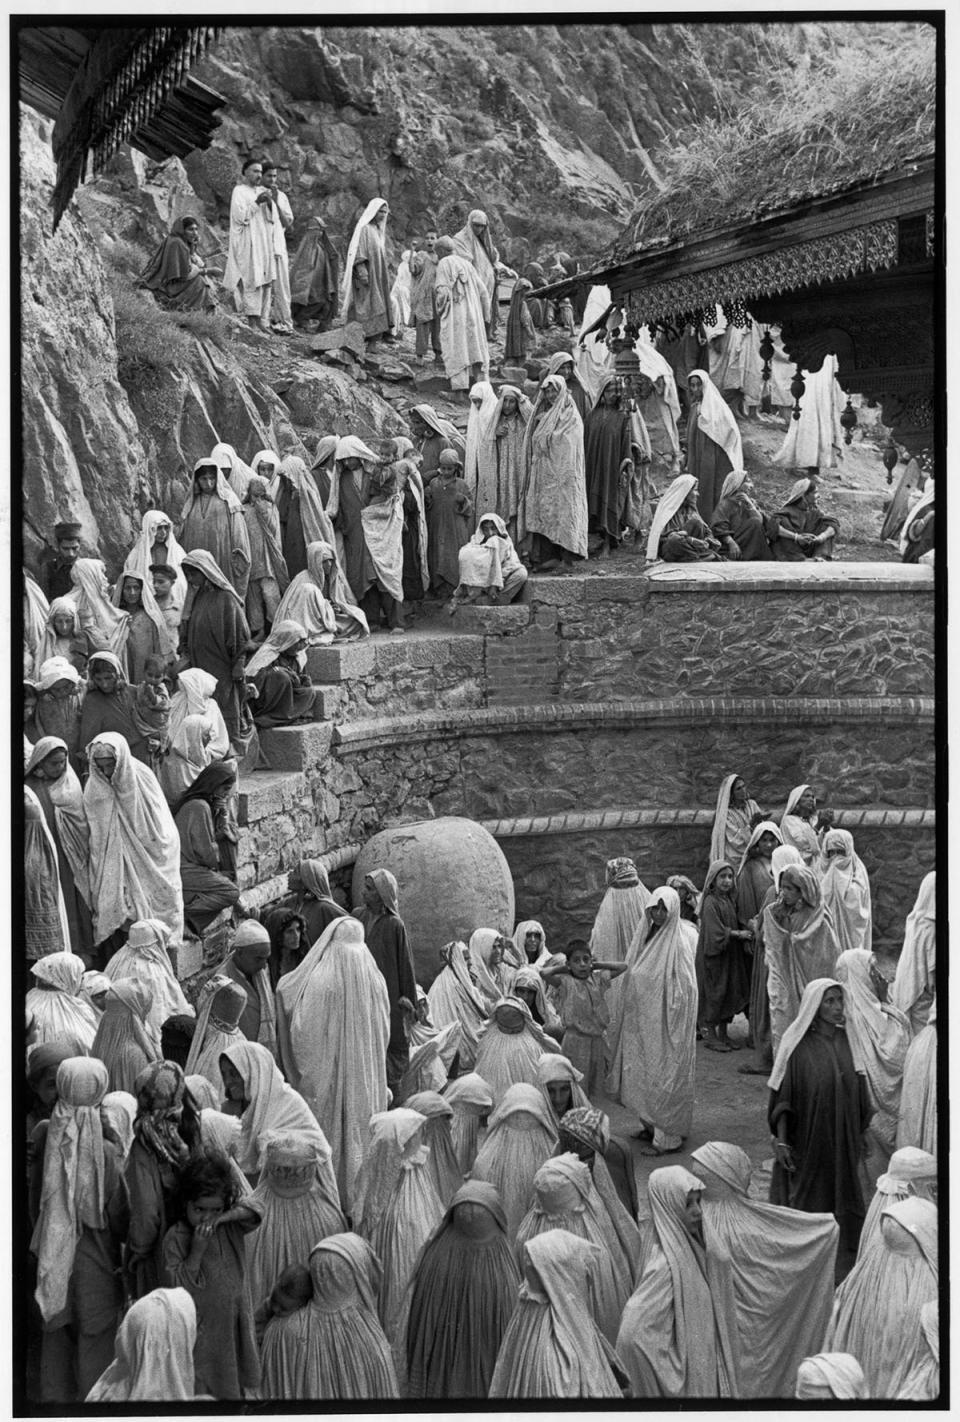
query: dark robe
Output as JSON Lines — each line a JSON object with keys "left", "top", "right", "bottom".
{"left": 424, "top": 476, "right": 473, "bottom": 589}
{"left": 251, "top": 656, "right": 316, "bottom": 728}
{"left": 419, "top": 431, "right": 465, "bottom": 485}
{"left": 163, "top": 1216, "right": 261, "bottom": 1399}
{"left": 139, "top": 223, "right": 215, "bottom": 311}
{"left": 175, "top": 799, "right": 240, "bottom": 933}
{"left": 79, "top": 685, "right": 150, "bottom": 764}
{"left": 902, "top": 506, "right": 935, "bottom": 564}
{"left": 660, "top": 510, "right": 722, "bottom": 563}
{"left": 334, "top": 467, "right": 372, "bottom": 603}
{"left": 35, "top": 688, "right": 84, "bottom": 766}
{"left": 357, "top": 907, "right": 417, "bottom": 1091}
{"left": 40, "top": 555, "right": 77, "bottom": 602}
{"left": 710, "top": 491, "right": 773, "bottom": 560}
{"left": 697, "top": 891, "right": 750, "bottom": 1026}
{"left": 584, "top": 404, "right": 632, "bottom": 543}
{"left": 736, "top": 859, "right": 774, "bottom": 1059}
{"left": 769, "top": 501, "right": 840, "bottom": 562}
{"left": 686, "top": 409, "right": 733, "bottom": 524}
{"left": 402, "top": 486, "right": 426, "bottom": 603}
{"left": 768, "top": 1030, "right": 872, "bottom": 1279}
{"left": 183, "top": 583, "right": 251, "bottom": 743}
{"left": 289, "top": 225, "right": 340, "bottom": 328}
{"left": 275, "top": 478, "right": 308, "bottom": 580}
{"left": 504, "top": 281, "right": 536, "bottom": 364}
{"left": 406, "top": 1209, "right": 520, "bottom": 1398}
{"left": 25, "top": 773, "right": 94, "bottom": 957}
{"left": 125, "top": 1138, "right": 181, "bottom": 1300}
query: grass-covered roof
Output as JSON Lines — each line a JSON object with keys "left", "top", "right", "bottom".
{"left": 611, "top": 22, "right": 936, "bottom": 261}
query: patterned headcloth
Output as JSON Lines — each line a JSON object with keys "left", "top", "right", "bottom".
{"left": 606, "top": 857, "right": 640, "bottom": 888}
{"left": 558, "top": 1106, "right": 610, "bottom": 1155}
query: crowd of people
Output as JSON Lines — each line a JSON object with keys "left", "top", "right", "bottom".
{"left": 21, "top": 693, "right": 938, "bottom": 1401}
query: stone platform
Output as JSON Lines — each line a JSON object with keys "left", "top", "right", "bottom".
{"left": 236, "top": 562, "right": 936, "bottom": 954}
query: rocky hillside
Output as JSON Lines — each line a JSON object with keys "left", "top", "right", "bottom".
{"left": 21, "top": 21, "right": 890, "bottom": 567}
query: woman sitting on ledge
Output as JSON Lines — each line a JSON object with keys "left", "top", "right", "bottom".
{"left": 139, "top": 217, "right": 219, "bottom": 313}
{"left": 768, "top": 478, "right": 839, "bottom": 561}
{"left": 645, "top": 475, "right": 722, "bottom": 563}
{"left": 710, "top": 470, "right": 774, "bottom": 560}
{"left": 245, "top": 619, "right": 317, "bottom": 728}
{"left": 270, "top": 540, "right": 369, "bottom": 644}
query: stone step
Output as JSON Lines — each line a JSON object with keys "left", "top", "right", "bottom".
{"left": 256, "top": 722, "right": 333, "bottom": 773}
{"left": 304, "top": 630, "right": 488, "bottom": 719}
{"left": 238, "top": 769, "right": 309, "bottom": 827}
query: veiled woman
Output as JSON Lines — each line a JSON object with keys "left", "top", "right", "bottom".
{"left": 891, "top": 871, "right": 936, "bottom": 1035}
{"left": 490, "top": 1229, "right": 623, "bottom": 1398}
{"left": 474, "top": 997, "right": 554, "bottom": 1104}
{"left": 518, "top": 374, "right": 588, "bottom": 568}
{"left": 25, "top": 737, "right": 94, "bottom": 958}
{"left": 426, "top": 940, "right": 487, "bottom": 1071}
{"left": 821, "top": 829, "right": 872, "bottom": 954}
{"left": 835, "top": 948, "right": 910, "bottom": 1171}
{"left": 219, "top": 1039, "right": 327, "bottom": 1184}
{"left": 606, "top": 886, "right": 698, "bottom": 1155}
{"left": 768, "top": 979, "right": 872, "bottom": 1278}
{"left": 90, "top": 982, "right": 157, "bottom": 1095}
{"left": 26, "top": 952, "right": 99, "bottom": 1056}
{"left": 276, "top": 916, "right": 389, "bottom": 1215}
{"left": 180, "top": 550, "right": 253, "bottom": 755}
{"left": 684, "top": 368, "right": 743, "bottom": 523}
{"left": 289, "top": 216, "right": 340, "bottom": 331}
{"left": 86, "top": 1287, "right": 199, "bottom": 1403}
{"left": 463, "top": 379, "right": 498, "bottom": 521}
{"left": 443, "top": 1071, "right": 494, "bottom": 1176}
{"left": 469, "top": 1082, "right": 558, "bottom": 1241}
{"left": 588, "top": 857, "right": 650, "bottom": 980}
{"left": 271, "top": 537, "right": 369, "bottom": 643}
{"left": 763, "top": 864, "right": 840, "bottom": 1052}
{"left": 480, "top": 383, "right": 533, "bottom": 538}
{"left": 340, "top": 198, "right": 393, "bottom": 341}
{"left": 179, "top": 459, "right": 251, "bottom": 599}
{"left": 710, "top": 469, "right": 773, "bottom": 559}
{"left": 858, "top": 1146, "right": 936, "bottom": 1261}
{"left": 104, "top": 918, "right": 191, "bottom": 1040}
{"left": 245, "top": 1129, "right": 346, "bottom": 1311}
{"left": 405, "top": 1179, "right": 520, "bottom": 1399}
{"left": 139, "top": 216, "right": 217, "bottom": 311}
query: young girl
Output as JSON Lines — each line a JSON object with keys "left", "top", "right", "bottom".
{"left": 162, "top": 1150, "right": 263, "bottom": 1399}
{"left": 697, "top": 860, "right": 752, "bottom": 1052}
{"left": 541, "top": 943, "right": 626, "bottom": 1097}
{"left": 134, "top": 654, "right": 172, "bottom": 775}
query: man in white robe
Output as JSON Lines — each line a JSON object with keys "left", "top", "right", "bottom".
{"left": 435, "top": 237, "right": 490, "bottom": 391}
{"left": 222, "top": 158, "right": 275, "bottom": 329}
{"left": 262, "top": 163, "right": 294, "bottom": 333}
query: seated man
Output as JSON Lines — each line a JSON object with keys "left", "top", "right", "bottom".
{"left": 451, "top": 513, "right": 528, "bottom": 611}
{"left": 768, "top": 477, "right": 839, "bottom": 561}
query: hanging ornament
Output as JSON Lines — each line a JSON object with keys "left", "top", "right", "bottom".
{"left": 839, "top": 398, "right": 858, "bottom": 446}
{"left": 790, "top": 363, "right": 806, "bottom": 422}
{"left": 882, "top": 439, "right": 899, "bottom": 485}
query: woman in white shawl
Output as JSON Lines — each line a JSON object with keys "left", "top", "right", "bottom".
{"left": 710, "top": 773, "right": 762, "bottom": 866}
{"left": 897, "top": 996, "right": 937, "bottom": 1154}
{"left": 104, "top": 921, "right": 190, "bottom": 1046}
{"left": 83, "top": 732, "right": 183, "bottom": 948}
{"left": 109, "top": 564, "right": 178, "bottom": 679}
{"left": 455, "top": 512, "right": 528, "bottom": 607}
{"left": 518, "top": 374, "right": 587, "bottom": 566}
{"left": 826, "top": 1197, "right": 938, "bottom": 1398}
{"left": 835, "top": 947, "right": 910, "bottom": 1171}
{"left": 633, "top": 328, "right": 682, "bottom": 474}
{"left": 183, "top": 975, "right": 248, "bottom": 1097}
{"left": 340, "top": 198, "right": 393, "bottom": 341}
{"left": 272, "top": 538, "right": 369, "bottom": 643}
{"left": 684, "top": 367, "right": 743, "bottom": 523}
{"left": 90, "top": 981, "right": 157, "bottom": 1094}
{"left": 763, "top": 864, "right": 839, "bottom": 1050}
{"left": 359, "top": 459, "right": 406, "bottom": 629}
{"left": 245, "top": 1129, "right": 347, "bottom": 1311}
{"left": 508, "top": 918, "right": 554, "bottom": 971}
{"left": 86, "top": 1288, "right": 198, "bottom": 1402}
{"left": 26, "top": 953, "right": 99, "bottom": 1055}
{"left": 123, "top": 510, "right": 188, "bottom": 615}
{"left": 25, "top": 736, "right": 91, "bottom": 953}
{"left": 490, "top": 1229, "right": 622, "bottom": 1398}
{"left": 179, "top": 457, "right": 251, "bottom": 599}
{"left": 70, "top": 558, "right": 130, "bottom": 663}
{"left": 820, "top": 829, "right": 872, "bottom": 954}
{"left": 23, "top": 783, "right": 71, "bottom": 960}
{"left": 478, "top": 383, "right": 533, "bottom": 535}
{"left": 469, "top": 1083, "right": 558, "bottom": 1241}
{"left": 690, "top": 1140, "right": 838, "bottom": 1398}
{"left": 31, "top": 1057, "right": 128, "bottom": 1401}
{"left": 463, "top": 380, "right": 498, "bottom": 520}
{"left": 403, "top": 1090, "right": 463, "bottom": 1207}
{"left": 222, "top": 158, "right": 275, "bottom": 329}
{"left": 167, "top": 668, "right": 231, "bottom": 763}
{"left": 34, "top": 599, "right": 85, "bottom": 676}
{"left": 158, "top": 713, "right": 216, "bottom": 803}
{"left": 606, "top": 886, "right": 698, "bottom": 1155}
{"left": 210, "top": 441, "right": 256, "bottom": 503}
{"left": 779, "top": 783, "right": 825, "bottom": 867}
{"left": 451, "top": 209, "right": 499, "bottom": 335}
{"left": 474, "top": 997, "right": 555, "bottom": 1104}
{"left": 443, "top": 1071, "right": 494, "bottom": 1176}
{"left": 426, "top": 940, "right": 487, "bottom": 1071}
{"left": 897, "top": 1300, "right": 939, "bottom": 1401}
{"left": 467, "top": 928, "right": 515, "bottom": 1008}
{"left": 858, "top": 1146, "right": 936, "bottom": 1261}
{"left": 617, "top": 1165, "right": 741, "bottom": 1398}
{"left": 434, "top": 236, "right": 490, "bottom": 389}
{"left": 891, "top": 870, "right": 936, "bottom": 1034}
{"left": 25, "top": 572, "right": 50, "bottom": 677}
{"left": 275, "top": 915, "right": 389, "bottom": 1215}
{"left": 588, "top": 857, "right": 650, "bottom": 1026}
{"left": 219, "top": 1039, "right": 327, "bottom": 1183}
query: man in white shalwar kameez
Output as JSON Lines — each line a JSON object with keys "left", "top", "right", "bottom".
{"left": 222, "top": 158, "right": 275, "bottom": 329}
{"left": 262, "top": 163, "right": 294, "bottom": 333}
{"left": 434, "top": 237, "right": 490, "bottom": 391}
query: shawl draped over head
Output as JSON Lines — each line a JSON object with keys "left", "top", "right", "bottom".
{"left": 271, "top": 539, "right": 369, "bottom": 642}
{"left": 221, "top": 1038, "right": 328, "bottom": 1177}
{"left": 25, "top": 573, "right": 51, "bottom": 676}
{"left": 133, "top": 1060, "right": 189, "bottom": 1169}
{"left": 616, "top": 1164, "right": 741, "bottom": 1398}
{"left": 26, "top": 953, "right": 100, "bottom": 1056}
{"left": 350, "top": 1107, "right": 427, "bottom": 1237}
{"left": 34, "top": 601, "right": 80, "bottom": 680}
{"left": 182, "top": 457, "right": 244, "bottom": 517}
{"left": 289, "top": 217, "right": 341, "bottom": 310}
{"left": 111, "top": 561, "right": 178, "bottom": 663}
{"left": 339, "top": 198, "right": 389, "bottom": 310}
{"left": 463, "top": 380, "right": 499, "bottom": 503}
{"left": 589, "top": 857, "right": 651, "bottom": 980}
{"left": 101, "top": 1090, "right": 138, "bottom": 1162}
{"left": 474, "top": 996, "right": 555, "bottom": 1104}
{"left": 770, "top": 843, "right": 803, "bottom": 890}
{"left": 427, "top": 940, "right": 487, "bottom": 1068}
{"left": 710, "top": 772, "right": 762, "bottom": 866}
{"left": 71, "top": 558, "right": 130, "bottom": 659}
{"left": 83, "top": 732, "right": 183, "bottom": 944}
{"left": 737, "top": 819, "right": 782, "bottom": 874}
{"left": 31, "top": 1056, "right": 109, "bottom": 1322}
{"left": 451, "top": 209, "right": 498, "bottom": 304}
{"left": 245, "top": 617, "right": 308, "bottom": 678}
{"left": 243, "top": 475, "right": 290, "bottom": 588}
{"left": 124, "top": 510, "right": 188, "bottom": 611}
{"left": 795, "top": 1353, "right": 866, "bottom": 1400}
{"left": 690, "top": 1139, "right": 840, "bottom": 1398}
{"left": 443, "top": 1070, "right": 495, "bottom": 1174}
{"left": 859, "top": 1145, "right": 937, "bottom": 1260}
{"left": 104, "top": 917, "right": 191, "bottom": 1038}
{"left": 834, "top": 947, "right": 910, "bottom": 1153}
{"left": 767, "top": 977, "right": 866, "bottom": 1090}
{"left": 763, "top": 864, "right": 840, "bottom": 1049}
{"left": 180, "top": 547, "right": 244, "bottom": 605}
{"left": 86, "top": 1288, "right": 197, "bottom": 1402}
{"left": 489, "top": 1227, "right": 622, "bottom": 1399}
{"left": 468, "top": 1082, "right": 558, "bottom": 1239}
{"left": 820, "top": 829, "right": 872, "bottom": 954}
{"left": 892, "top": 871, "right": 936, "bottom": 1033}
{"left": 899, "top": 479, "right": 935, "bottom": 557}
{"left": 275, "top": 916, "right": 389, "bottom": 1215}
{"left": 518, "top": 374, "right": 588, "bottom": 558}
{"left": 507, "top": 918, "right": 550, "bottom": 971}
{"left": 467, "top": 927, "right": 512, "bottom": 1007}
{"left": 645, "top": 472, "right": 698, "bottom": 562}
{"left": 211, "top": 442, "right": 256, "bottom": 502}
{"left": 91, "top": 981, "right": 159, "bottom": 1092}
{"left": 687, "top": 368, "right": 743, "bottom": 466}
{"left": 183, "top": 975, "right": 246, "bottom": 1093}
{"left": 23, "top": 770, "right": 73, "bottom": 953}
{"left": 535, "top": 1052, "right": 590, "bottom": 1118}
{"left": 168, "top": 668, "right": 230, "bottom": 761}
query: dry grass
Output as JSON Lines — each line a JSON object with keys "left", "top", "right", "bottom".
{"left": 614, "top": 23, "right": 936, "bottom": 256}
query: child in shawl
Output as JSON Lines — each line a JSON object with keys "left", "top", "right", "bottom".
{"left": 133, "top": 654, "right": 172, "bottom": 775}
{"left": 452, "top": 513, "right": 528, "bottom": 611}
{"left": 242, "top": 476, "right": 289, "bottom": 642}
{"left": 162, "top": 1150, "right": 262, "bottom": 1399}
{"left": 697, "top": 861, "right": 753, "bottom": 1053}
{"left": 424, "top": 449, "right": 473, "bottom": 597}
{"left": 254, "top": 1263, "right": 313, "bottom": 1343}
{"left": 542, "top": 943, "right": 626, "bottom": 1097}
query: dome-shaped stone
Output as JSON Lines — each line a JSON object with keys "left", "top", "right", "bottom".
{"left": 352, "top": 817, "right": 515, "bottom": 987}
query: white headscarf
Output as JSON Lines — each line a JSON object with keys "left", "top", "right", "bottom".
{"left": 123, "top": 510, "right": 188, "bottom": 609}
{"left": 168, "top": 668, "right": 230, "bottom": 761}
{"left": 820, "top": 829, "right": 872, "bottom": 954}
{"left": 767, "top": 977, "right": 865, "bottom": 1090}
{"left": 245, "top": 617, "right": 308, "bottom": 678}
{"left": 70, "top": 558, "right": 130, "bottom": 660}
{"left": 104, "top": 918, "right": 191, "bottom": 1038}
{"left": 180, "top": 457, "right": 244, "bottom": 520}
{"left": 464, "top": 380, "right": 498, "bottom": 500}
{"left": 210, "top": 441, "right": 256, "bottom": 502}
{"left": 110, "top": 562, "right": 178, "bottom": 662}
{"left": 770, "top": 843, "right": 803, "bottom": 889}
{"left": 795, "top": 1352, "right": 866, "bottom": 1399}
{"left": 86, "top": 1288, "right": 197, "bottom": 1401}
{"left": 687, "top": 368, "right": 743, "bottom": 465}
{"left": 339, "top": 198, "right": 388, "bottom": 311}
{"left": 645, "top": 473, "right": 696, "bottom": 561}
{"left": 220, "top": 1038, "right": 329, "bottom": 1177}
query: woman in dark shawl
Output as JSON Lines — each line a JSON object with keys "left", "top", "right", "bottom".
{"left": 139, "top": 216, "right": 217, "bottom": 312}
{"left": 523, "top": 262, "right": 551, "bottom": 328}
{"left": 696, "top": 860, "right": 752, "bottom": 1053}
{"left": 289, "top": 216, "right": 341, "bottom": 331}
{"left": 245, "top": 619, "right": 317, "bottom": 728}
{"left": 79, "top": 651, "right": 151, "bottom": 765}
{"left": 584, "top": 377, "right": 634, "bottom": 556}
{"left": 273, "top": 456, "right": 311, "bottom": 579}
{"left": 504, "top": 277, "right": 537, "bottom": 364}
{"left": 173, "top": 761, "right": 241, "bottom": 935}
{"left": 388, "top": 438, "right": 429, "bottom": 612}
{"left": 710, "top": 470, "right": 774, "bottom": 559}
{"left": 277, "top": 859, "right": 346, "bottom": 947}
{"left": 180, "top": 550, "right": 253, "bottom": 758}
{"left": 125, "top": 1061, "right": 190, "bottom": 1300}
{"left": 424, "top": 448, "right": 473, "bottom": 596}
{"left": 768, "top": 978, "right": 873, "bottom": 1281}
{"left": 405, "top": 1180, "right": 520, "bottom": 1398}
{"left": 768, "top": 478, "right": 840, "bottom": 561}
